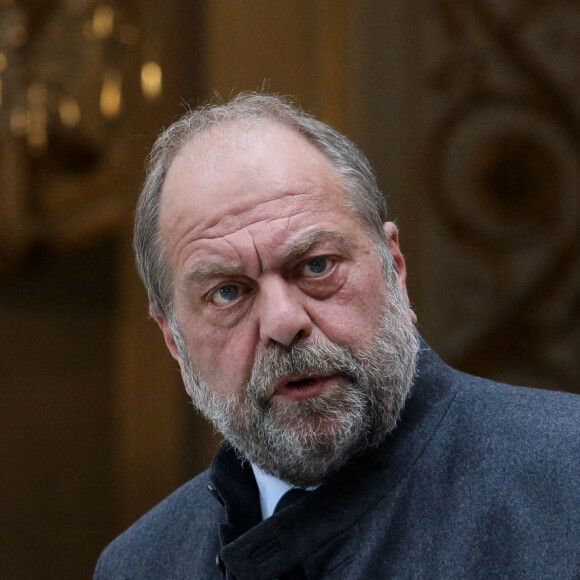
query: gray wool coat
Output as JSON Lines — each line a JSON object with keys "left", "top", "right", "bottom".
{"left": 95, "top": 345, "right": 580, "bottom": 579}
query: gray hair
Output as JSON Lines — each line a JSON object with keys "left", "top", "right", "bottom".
{"left": 134, "top": 92, "right": 388, "bottom": 320}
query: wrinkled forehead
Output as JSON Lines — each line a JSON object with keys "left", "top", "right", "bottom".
{"left": 158, "top": 120, "right": 352, "bottom": 246}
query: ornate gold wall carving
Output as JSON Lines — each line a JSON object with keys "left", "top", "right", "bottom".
{"left": 418, "top": 0, "right": 580, "bottom": 392}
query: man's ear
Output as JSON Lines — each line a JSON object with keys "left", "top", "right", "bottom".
{"left": 382, "top": 222, "right": 417, "bottom": 323}
{"left": 150, "top": 303, "right": 182, "bottom": 363}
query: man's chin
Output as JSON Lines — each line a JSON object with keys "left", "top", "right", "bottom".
{"left": 252, "top": 428, "right": 369, "bottom": 487}
{"left": 266, "top": 413, "right": 358, "bottom": 446}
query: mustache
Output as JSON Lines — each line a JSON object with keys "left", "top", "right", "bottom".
{"left": 247, "top": 338, "right": 361, "bottom": 401}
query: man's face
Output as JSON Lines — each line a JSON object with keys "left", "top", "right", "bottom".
{"left": 156, "top": 122, "right": 418, "bottom": 484}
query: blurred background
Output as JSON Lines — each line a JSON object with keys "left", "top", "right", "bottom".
{"left": 1, "top": 1, "right": 579, "bottom": 577}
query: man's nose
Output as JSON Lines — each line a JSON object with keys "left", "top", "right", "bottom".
{"left": 257, "top": 278, "right": 313, "bottom": 347}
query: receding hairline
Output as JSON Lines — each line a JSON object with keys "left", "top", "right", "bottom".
{"left": 157, "top": 118, "right": 352, "bottom": 228}
{"left": 162, "top": 116, "right": 333, "bottom": 186}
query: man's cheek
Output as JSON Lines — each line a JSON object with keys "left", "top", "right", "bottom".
{"left": 201, "top": 334, "right": 255, "bottom": 387}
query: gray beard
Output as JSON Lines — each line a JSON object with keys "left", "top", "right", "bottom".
{"left": 174, "top": 260, "right": 419, "bottom": 486}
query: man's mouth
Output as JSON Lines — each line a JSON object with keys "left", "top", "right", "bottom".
{"left": 272, "top": 374, "right": 335, "bottom": 401}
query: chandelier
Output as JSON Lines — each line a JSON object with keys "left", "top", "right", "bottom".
{"left": 0, "top": 0, "right": 163, "bottom": 154}
{"left": 0, "top": 0, "right": 168, "bottom": 273}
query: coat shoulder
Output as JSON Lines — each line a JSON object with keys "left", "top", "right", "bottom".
{"left": 454, "top": 370, "right": 579, "bottom": 437}
{"left": 415, "top": 345, "right": 579, "bottom": 456}
{"left": 437, "top": 368, "right": 580, "bottom": 487}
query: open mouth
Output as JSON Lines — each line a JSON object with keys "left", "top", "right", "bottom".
{"left": 286, "top": 377, "right": 316, "bottom": 387}
{"left": 273, "top": 375, "right": 335, "bottom": 401}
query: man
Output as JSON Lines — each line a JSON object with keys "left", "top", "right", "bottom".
{"left": 96, "top": 93, "right": 579, "bottom": 579}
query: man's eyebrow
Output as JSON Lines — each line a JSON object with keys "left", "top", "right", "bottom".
{"left": 282, "top": 230, "right": 354, "bottom": 262}
{"left": 185, "top": 262, "right": 242, "bottom": 282}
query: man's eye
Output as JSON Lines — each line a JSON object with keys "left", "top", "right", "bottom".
{"left": 303, "top": 257, "right": 331, "bottom": 278}
{"left": 212, "top": 284, "right": 240, "bottom": 305}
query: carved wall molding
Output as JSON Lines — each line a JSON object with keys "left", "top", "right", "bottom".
{"left": 418, "top": 0, "right": 580, "bottom": 391}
